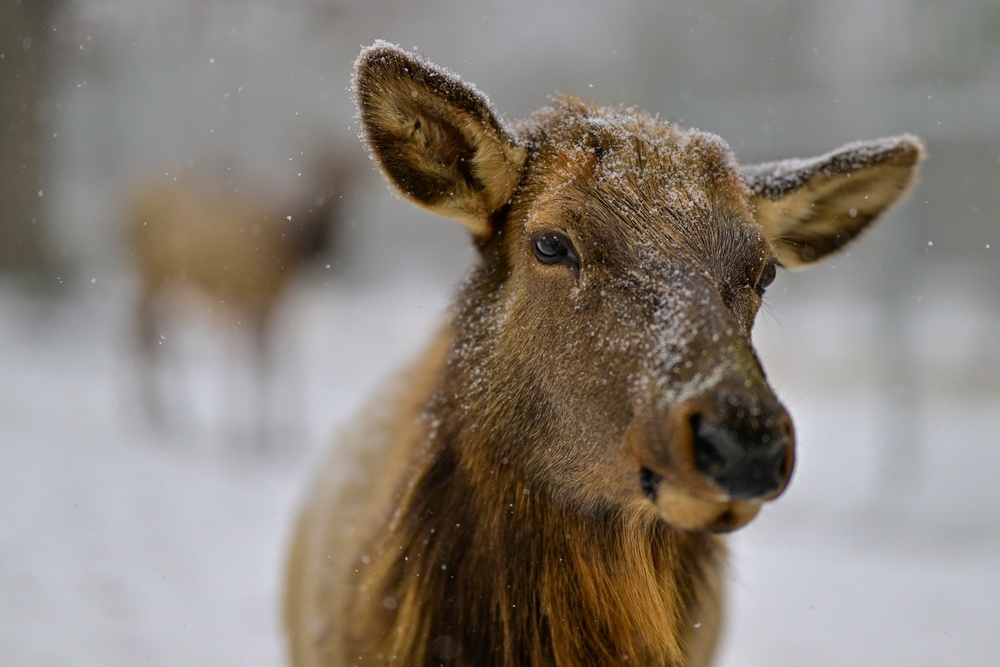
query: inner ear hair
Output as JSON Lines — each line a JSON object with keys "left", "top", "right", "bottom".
{"left": 744, "top": 135, "right": 924, "bottom": 267}
{"left": 354, "top": 41, "right": 526, "bottom": 237}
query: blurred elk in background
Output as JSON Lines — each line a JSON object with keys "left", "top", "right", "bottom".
{"left": 126, "top": 153, "right": 357, "bottom": 446}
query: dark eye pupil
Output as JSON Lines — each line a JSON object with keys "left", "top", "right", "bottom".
{"left": 756, "top": 262, "right": 777, "bottom": 295}
{"left": 534, "top": 233, "right": 568, "bottom": 259}
{"left": 531, "top": 231, "right": 580, "bottom": 277}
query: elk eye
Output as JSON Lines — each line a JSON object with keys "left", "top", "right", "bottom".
{"left": 532, "top": 232, "right": 579, "bottom": 274}
{"left": 754, "top": 260, "right": 778, "bottom": 297}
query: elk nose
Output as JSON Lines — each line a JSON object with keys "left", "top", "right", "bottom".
{"left": 682, "top": 399, "right": 795, "bottom": 501}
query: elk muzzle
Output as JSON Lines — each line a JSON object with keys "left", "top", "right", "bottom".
{"left": 629, "top": 387, "right": 795, "bottom": 533}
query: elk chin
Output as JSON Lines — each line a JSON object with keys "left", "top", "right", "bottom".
{"left": 640, "top": 467, "right": 762, "bottom": 533}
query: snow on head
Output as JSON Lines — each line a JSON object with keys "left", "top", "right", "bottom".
{"left": 516, "top": 95, "right": 754, "bottom": 229}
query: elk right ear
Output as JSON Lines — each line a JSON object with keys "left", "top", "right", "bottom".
{"left": 354, "top": 41, "right": 527, "bottom": 238}
{"left": 743, "top": 135, "right": 924, "bottom": 268}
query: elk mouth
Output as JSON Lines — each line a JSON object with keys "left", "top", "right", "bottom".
{"left": 637, "top": 465, "right": 762, "bottom": 534}
{"left": 629, "top": 391, "right": 794, "bottom": 534}
{"left": 639, "top": 467, "right": 661, "bottom": 502}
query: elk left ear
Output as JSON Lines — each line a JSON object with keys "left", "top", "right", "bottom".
{"left": 354, "top": 41, "right": 527, "bottom": 238}
{"left": 743, "top": 135, "right": 924, "bottom": 268}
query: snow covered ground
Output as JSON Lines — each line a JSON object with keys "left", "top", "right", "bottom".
{"left": 2, "top": 266, "right": 998, "bottom": 666}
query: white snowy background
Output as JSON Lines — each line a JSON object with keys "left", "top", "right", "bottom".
{"left": 3, "top": 0, "right": 999, "bottom": 665}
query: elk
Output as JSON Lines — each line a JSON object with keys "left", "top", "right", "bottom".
{"left": 127, "top": 157, "right": 353, "bottom": 442}
{"left": 284, "top": 41, "right": 923, "bottom": 666}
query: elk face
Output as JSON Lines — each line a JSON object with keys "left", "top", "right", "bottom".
{"left": 355, "top": 42, "right": 923, "bottom": 533}
{"left": 481, "top": 105, "right": 796, "bottom": 533}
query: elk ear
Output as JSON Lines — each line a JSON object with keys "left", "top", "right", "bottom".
{"left": 743, "top": 135, "right": 924, "bottom": 268}
{"left": 354, "top": 41, "right": 527, "bottom": 238}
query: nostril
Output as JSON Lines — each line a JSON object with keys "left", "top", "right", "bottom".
{"left": 691, "top": 413, "right": 737, "bottom": 480}
{"left": 777, "top": 451, "right": 791, "bottom": 482}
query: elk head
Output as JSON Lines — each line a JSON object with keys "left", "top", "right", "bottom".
{"left": 355, "top": 42, "right": 923, "bottom": 534}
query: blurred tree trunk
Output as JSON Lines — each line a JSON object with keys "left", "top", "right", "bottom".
{"left": 0, "top": 0, "right": 61, "bottom": 284}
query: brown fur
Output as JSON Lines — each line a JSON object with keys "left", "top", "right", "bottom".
{"left": 285, "top": 42, "right": 924, "bottom": 666}
{"left": 126, "top": 158, "right": 354, "bottom": 437}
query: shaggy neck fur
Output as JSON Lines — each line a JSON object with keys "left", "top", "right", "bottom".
{"left": 347, "top": 389, "right": 723, "bottom": 667}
